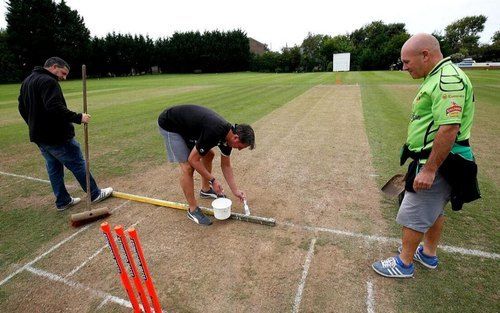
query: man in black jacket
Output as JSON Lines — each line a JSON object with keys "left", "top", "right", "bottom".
{"left": 18, "top": 57, "right": 113, "bottom": 211}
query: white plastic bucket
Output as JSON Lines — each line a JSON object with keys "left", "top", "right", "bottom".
{"left": 211, "top": 198, "right": 232, "bottom": 220}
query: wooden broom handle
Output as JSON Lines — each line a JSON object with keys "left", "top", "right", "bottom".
{"left": 82, "top": 65, "right": 91, "bottom": 210}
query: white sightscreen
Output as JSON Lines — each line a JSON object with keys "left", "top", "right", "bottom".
{"left": 333, "top": 53, "right": 351, "bottom": 72}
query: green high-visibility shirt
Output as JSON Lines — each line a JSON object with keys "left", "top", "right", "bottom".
{"left": 406, "top": 57, "right": 475, "bottom": 156}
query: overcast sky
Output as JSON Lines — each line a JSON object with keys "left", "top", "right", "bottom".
{"left": 0, "top": 0, "right": 498, "bottom": 51}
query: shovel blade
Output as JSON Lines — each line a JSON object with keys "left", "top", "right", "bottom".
{"left": 381, "top": 174, "right": 406, "bottom": 197}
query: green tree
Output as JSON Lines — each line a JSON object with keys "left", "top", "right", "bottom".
{"left": 155, "top": 30, "right": 250, "bottom": 73}
{"left": 250, "top": 51, "right": 281, "bottom": 72}
{"left": 432, "top": 31, "right": 453, "bottom": 58}
{"left": 0, "top": 28, "right": 21, "bottom": 82}
{"left": 492, "top": 30, "right": 500, "bottom": 45}
{"left": 350, "top": 21, "right": 409, "bottom": 70}
{"left": 300, "top": 33, "right": 327, "bottom": 71}
{"left": 6, "top": 0, "right": 91, "bottom": 79}
{"left": 280, "top": 45, "right": 301, "bottom": 72}
{"left": 478, "top": 30, "right": 500, "bottom": 62}
{"left": 54, "top": 0, "right": 91, "bottom": 78}
{"left": 443, "top": 15, "right": 487, "bottom": 56}
{"left": 6, "top": 0, "right": 57, "bottom": 76}
{"left": 321, "top": 34, "right": 353, "bottom": 66}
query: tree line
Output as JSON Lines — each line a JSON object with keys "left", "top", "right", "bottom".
{"left": 252, "top": 17, "right": 500, "bottom": 73}
{"left": 1, "top": 0, "right": 499, "bottom": 83}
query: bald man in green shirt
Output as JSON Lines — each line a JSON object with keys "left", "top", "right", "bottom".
{"left": 372, "top": 33, "right": 479, "bottom": 278}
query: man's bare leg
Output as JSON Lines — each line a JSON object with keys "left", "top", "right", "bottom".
{"left": 400, "top": 226, "right": 424, "bottom": 266}
{"left": 422, "top": 215, "right": 445, "bottom": 256}
{"left": 201, "top": 149, "right": 215, "bottom": 191}
{"left": 179, "top": 162, "right": 197, "bottom": 212}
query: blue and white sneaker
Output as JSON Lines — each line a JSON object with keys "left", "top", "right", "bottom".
{"left": 92, "top": 187, "right": 113, "bottom": 203}
{"left": 372, "top": 256, "right": 414, "bottom": 278}
{"left": 187, "top": 207, "right": 212, "bottom": 226}
{"left": 57, "top": 197, "right": 81, "bottom": 211}
{"left": 398, "top": 245, "right": 438, "bottom": 269}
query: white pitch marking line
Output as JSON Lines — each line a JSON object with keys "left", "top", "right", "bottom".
{"left": 291, "top": 237, "right": 316, "bottom": 313}
{"left": 0, "top": 170, "right": 77, "bottom": 188}
{"left": 0, "top": 200, "right": 130, "bottom": 287}
{"left": 25, "top": 265, "right": 132, "bottom": 309}
{"left": 65, "top": 218, "right": 140, "bottom": 278}
{"left": 4, "top": 171, "right": 499, "bottom": 260}
{"left": 0, "top": 170, "right": 51, "bottom": 184}
{"left": 65, "top": 246, "right": 107, "bottom": 278}
{"left": 366, "top": 281, "right": 375, "bottom": 313}
{"left": 281, "top": 222, "right": 500, "bottom": 260}
{"left": 96, "top": 295, "right": 111, "bottom": 310}
{"left": 0, "top": 224, "right": 92, "bottom": 287}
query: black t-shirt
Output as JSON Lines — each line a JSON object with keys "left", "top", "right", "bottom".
{"left": 158, "top": 104, "right": 232, "bottom": 156}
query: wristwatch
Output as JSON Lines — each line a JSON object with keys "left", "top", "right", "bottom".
{"left": 209, "top": 178, "right": 216, "bottom": 185}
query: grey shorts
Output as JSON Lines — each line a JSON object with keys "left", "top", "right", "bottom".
{"left": 396, "top": 172, "right": 451, "bottom": 233}
{"left": 158, "top": 126, "right": 190, "bottom": 163}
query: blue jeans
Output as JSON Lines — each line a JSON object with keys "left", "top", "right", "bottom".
{"left": 37, "top": 138, "right": 100, "bottom": 208}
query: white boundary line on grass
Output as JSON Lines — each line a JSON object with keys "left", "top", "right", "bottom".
{"left": 25, "top": 265, "right": 133, "bottom": 309}
{"left": 366, "top": 281, "right": 375, "bottom": 313}
{"left": 0, "top": 200, "right": 130, "bottom": 287}
{"left": 281, "top": 222, "right": 500, "bottom": 260}
{"left": 291, "top": 237, "right": 316, "bottom": 313}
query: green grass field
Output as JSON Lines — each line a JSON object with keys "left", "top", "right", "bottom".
{"left": 0, "top": 71, "right": 498, "bottom": 311}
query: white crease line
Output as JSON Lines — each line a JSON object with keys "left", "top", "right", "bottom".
{"left": 25, "top": 266, "right": 132, "bottom": 309}
{"left": 96, "top": 296, "right": 111, "bottom": 310}
{"left": 291, "top": 237, "right": 316, "bottom": 313}
{"left": 0, "top": 200, "right": 130, "bottom": 287}
{"left": 110, "top": 200, "right": 131, "bottom": 213}
{"left": 0, "top": 171, "right": 51, "bottom": 184}
{"left": 65, "top": 246, "right": 107, "bottom": 278}
{"left": 366, "top": 281, "right": 375, "bottom": 313}
{"left": 281, "top": 222, "right": 500, "bottom": 260}
{"left": 0, "top": 224, "right": 92, "bottom": 287}
{"left": 65, "top": 217, "right": 139, "bottom": 278}
{"left": 438, "top": 244, "right": 500, "bottom": 259}
{"left": 0, "top": 171, "right": 75, "bottom": 188}
{"left": 4, "top": 171, "right": 499, "bottom": 260}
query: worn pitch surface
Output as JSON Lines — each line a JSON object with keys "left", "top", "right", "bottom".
{"left": 0, "top": 85, "right": 394, "bottom": 312}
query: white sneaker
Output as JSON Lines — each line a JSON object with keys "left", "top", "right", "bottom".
{"left": 58, "top": 197, "right": 81, "bottom": 211}
{"left": 92, "top": 187, "right": 113, "bottom": 203}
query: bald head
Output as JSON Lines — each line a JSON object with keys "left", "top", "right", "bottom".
{"left": 401, "top": 33, "right": 443, "bottom": 79}
{"left": 402, "top": 33, "right": 442, "bottom": 55}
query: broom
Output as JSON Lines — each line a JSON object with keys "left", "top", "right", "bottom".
{"left": 70, "top": 65, "right": 110, "bottom": 227}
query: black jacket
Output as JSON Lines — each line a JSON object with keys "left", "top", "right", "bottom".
{"left": 18, "top": 67, "right": 82, "bottom": 145}
{"left": 402, "top": 144, "right": 481, "bottom": 211}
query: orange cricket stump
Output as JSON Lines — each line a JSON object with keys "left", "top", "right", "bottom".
{"left": 115, "top": 226, "right": 152, "bottom": 313}
{"left": 100, "top": 222, "right": 142, "bottom": 313}
{"left": 127, "top": 227, "right": 163, "bottom": 313}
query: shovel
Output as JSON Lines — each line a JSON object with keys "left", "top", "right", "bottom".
{"left": 70, "top": 65, "right": 110, "bottom": 226}
{"left": 381, "top": 173, "right": 406, "bottom": 197}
